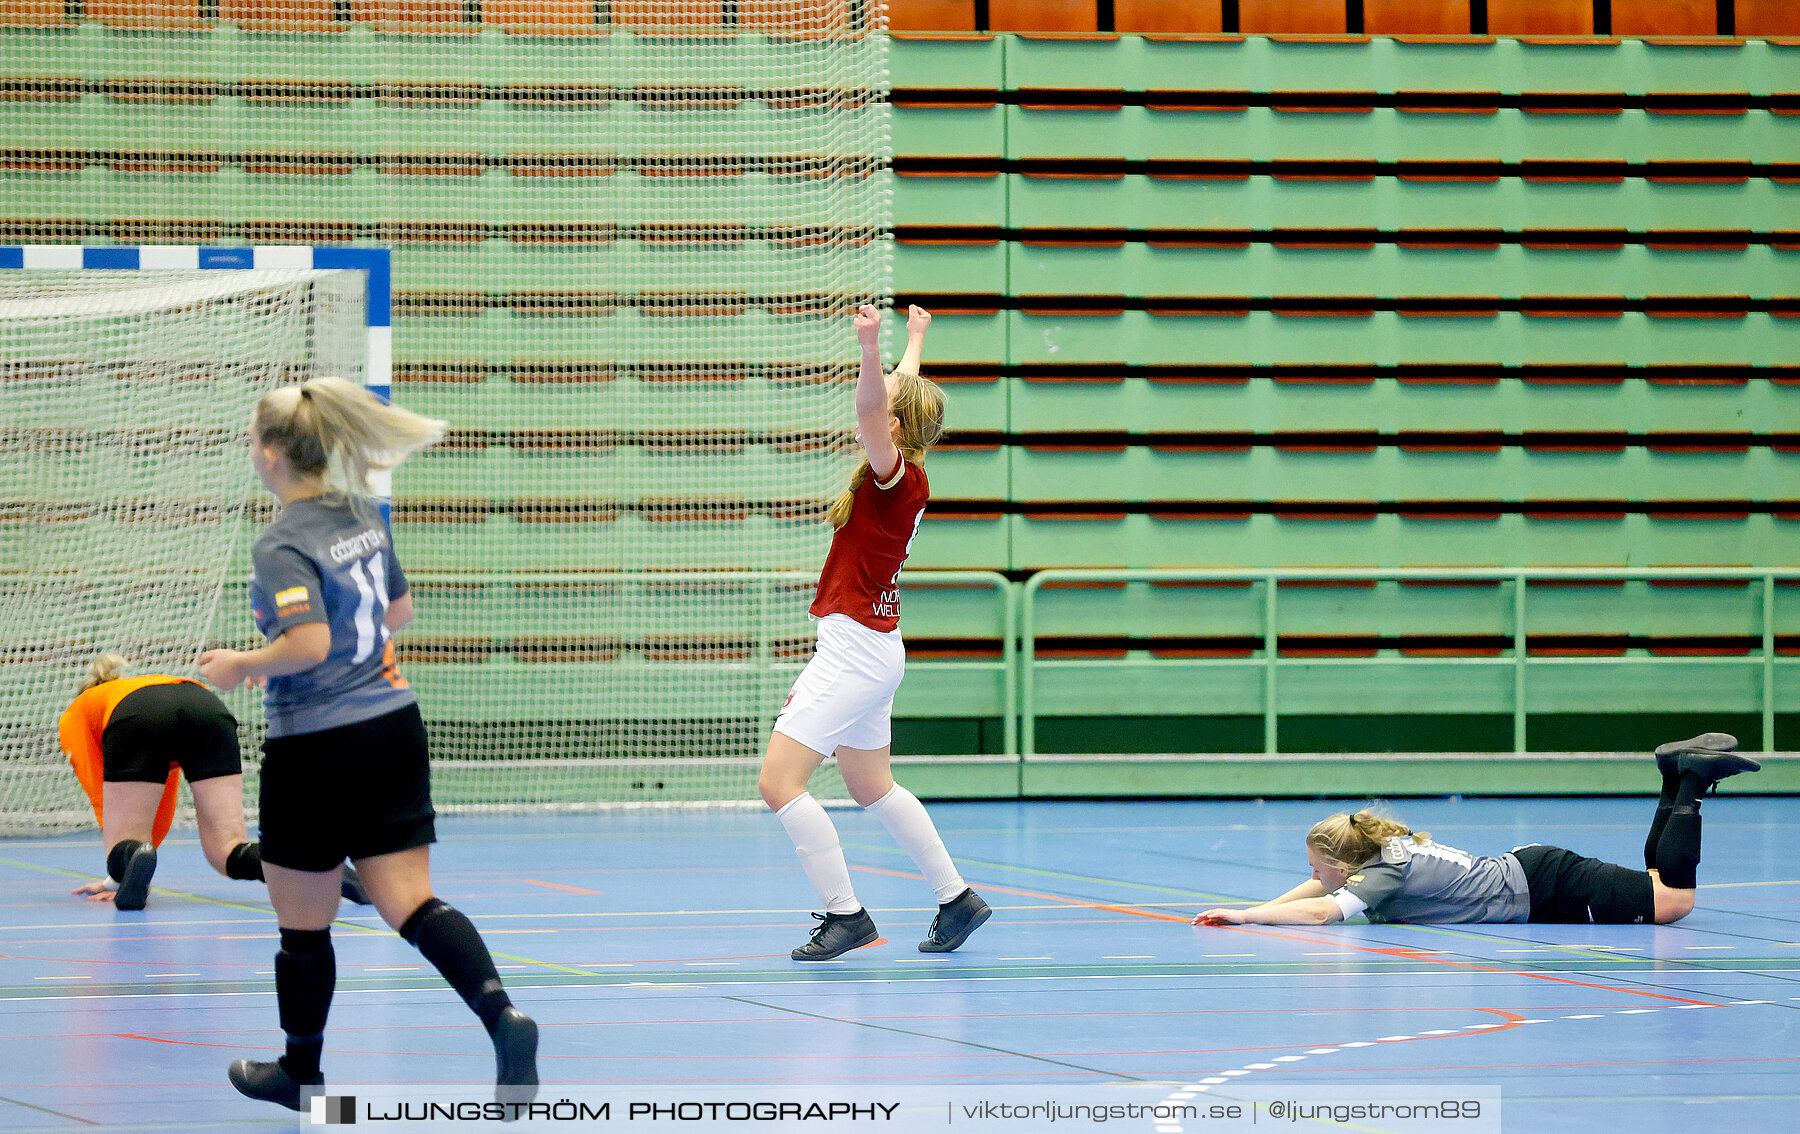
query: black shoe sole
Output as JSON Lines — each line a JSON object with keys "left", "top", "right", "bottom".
{"left": 113, "top": 845, "right": 157, "bottom": 911}
{"left": 1654, "top": 732, "right": 1738, "bottom": 777}
{"left": 494, "top": 1008, "right": 540, "bottom": 1106}
{"left": 1677, "top": 749, "right": 1761, "bottom": 787}
{"left": 919, "top": 900, "right": 992, "bottom": 953}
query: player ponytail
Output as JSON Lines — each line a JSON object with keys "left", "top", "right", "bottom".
{"left": 253, "top": 376, "right": 446, "bottom": 499}
{"left": 77, "top": 652, "right": 128, "bottom": 694}
{"left": 825, "top": 369, "right": 946, "bottom": 529}
{"left": 1307, "top": 808, "right": 1430, "bottom": 870}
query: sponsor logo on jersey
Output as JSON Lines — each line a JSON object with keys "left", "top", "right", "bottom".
{"left": 327, "top": 527, "right": 388, "bottom": 564}
{"left": 275, "top": 586, "right": 311, "bottom": 610}
{"left": 1347, "top": 874, "right": 1364, "bottom": 884}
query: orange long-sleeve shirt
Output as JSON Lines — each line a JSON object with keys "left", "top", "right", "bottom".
{"left": 58, "top": 676, "right": 197, "bottom": 845}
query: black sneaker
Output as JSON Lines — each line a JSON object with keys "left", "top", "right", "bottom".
{"left": 228, "top": 1058, "right": 322, "bottom": 1112}
{"left": 340, "top": 864, "right": 373, "bottom": 906}
{"left": 113, "top": 843, "right": 158, "bottom": 911}
{"left": 493, "top": 1006, "right": 539, "bottom": 1106}
{"left": 1677, "top": 748, "right": 1761, "bottom": 790}
{"left": 1654, "top": 732, "right": 1738, "bottom": 778}
{"left": 791, "top": 909, "right": 878, "bottom": 961}
{"left": 919, "top": 889, "right": 991, "bottom": 953}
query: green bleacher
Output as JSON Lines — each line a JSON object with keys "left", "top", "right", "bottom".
{"left": 4, "top": 15, "right": 1798, "bottom": 793}
{"left": 885, "top": 31, "right": 1800, "bottom": 775}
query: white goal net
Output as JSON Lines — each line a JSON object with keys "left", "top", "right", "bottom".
{"left": 0, "top": 4, "right": 892, "bottom": 828}
{"left": 0, "top": 267, "right": 365, "bottom": 833}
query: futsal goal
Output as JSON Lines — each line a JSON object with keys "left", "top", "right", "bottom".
{"left": 0, "top": 251, "right": 372, "bottom": 833}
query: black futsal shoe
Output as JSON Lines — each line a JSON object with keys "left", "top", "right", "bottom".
{"left": 340, "top": 864, "right": 373, "bottom": 906}
{"left": 919, "top": 888, "right": 992, "bottom": 953}
{"left": 228, "top": 1058, "right": 322, "bottom": 1112}
{"left": 1676, "top": 748, "right": 1761, "bottom": 790}
{"left": 112, "top": 843, "right": 158, "bottom": 911}
{"left": 791, "top": 909, "right": 879, "bottom": 960}
{"left": 1654, "top": 732, "right": 1738, "bottom": 778}
{"left": 493, "top": 1007, "right": 540, "bottom": 1106}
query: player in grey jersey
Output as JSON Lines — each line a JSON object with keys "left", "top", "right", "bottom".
{"left": 198, "top": 376, "right": 536, "bottom": 1112}
{"left": 1195, "top": 732, "right": 1758, "bottom": 927}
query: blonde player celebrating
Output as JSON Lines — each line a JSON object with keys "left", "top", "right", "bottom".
{"left": 757, "top": 303, "right": 992, "bottom": 961}
{"left": 197, "top": 377, "right": 536, "bottom": 1110}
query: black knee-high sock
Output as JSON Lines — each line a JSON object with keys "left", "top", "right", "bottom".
{"left": 1643, "top": 772, "right": 1681, "bottom": 869}
{"left": 225, "top": 841, "right": 264, "bottom": 882}
{"left": 274, "top": 927, "right": 334, "bottom": 1082}
{"left": 1654, "top": 773, "right": 1708, "bottom": 890}
{"left": 400, "top": 898, "right": 513, "bottom": 1036}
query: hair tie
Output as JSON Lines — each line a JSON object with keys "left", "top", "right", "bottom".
{"left": 299, "top": 387, "right": 313, "bottom": 400}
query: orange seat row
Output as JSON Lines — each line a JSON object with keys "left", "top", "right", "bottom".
{"left": 892, "top": 1, "right": 1800, "bottom": 37}
{"left": 6, "top": 1, "right": 1795, "bottom": 35}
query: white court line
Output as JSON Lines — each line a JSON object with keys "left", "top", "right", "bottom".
{"left": 0, "top": 966, "right": 1781, "bottom": 1006}
{"left": 1148, "top": 984, "right": 1780, "bottom": 1134}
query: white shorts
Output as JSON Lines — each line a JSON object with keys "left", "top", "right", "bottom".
{"left": 773, "top": 613, "right": 906, "bottom": 756}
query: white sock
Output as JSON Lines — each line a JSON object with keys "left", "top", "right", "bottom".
{"left": 864, "top": 783, "right": 966, "bottom": 903}
{"left": 775, "top": 793, "right": 861, "bottom": 915}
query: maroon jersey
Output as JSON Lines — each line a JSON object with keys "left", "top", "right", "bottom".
{"left": 810, "top": 457, "right": 929, "bottom": 633}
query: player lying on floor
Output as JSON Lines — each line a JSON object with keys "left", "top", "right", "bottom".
{"left": 1194, "top": 733, "right": 1758, "bottom": 927}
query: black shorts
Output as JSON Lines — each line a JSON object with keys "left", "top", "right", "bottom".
{"left": 258, "top": 703, "right": 437, "bottom": 873}
{"left": 102, "top": 682, "right": 242, "bottom": 784}
{"left": 1513, "top": 844, "right": 1655, "bottom": 925}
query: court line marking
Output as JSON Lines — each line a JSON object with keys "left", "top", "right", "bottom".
{"left": 845, "top": 845, "right": 1236, "bottom": 902}
{"left": 1196, "top": 925, "right": 1722, "bottom": 1006}
{"left": 1158, "top": 999, "right": 1792, "bottom": 1133}
{"left": 851, "top": 865, "right": 1193, "bottom": 924}
{"left": 0, "top": 1092, "right": 99, "bottom": 1126}
{"left": 524, "top": 880, "right": 603, "bottom": 895}
{"left": 9, "top": 967, "right": 1568, "bottom": 1004}
{"left": 722, "top": 995, "right": 1137, "bottom": 1082}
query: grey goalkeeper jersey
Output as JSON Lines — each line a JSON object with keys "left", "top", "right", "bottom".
{"left": 249, "top": 496, "right": 416, "bottom": 738}
{"left": 1326, "top": 837, "right": 1530, "bottom": 924}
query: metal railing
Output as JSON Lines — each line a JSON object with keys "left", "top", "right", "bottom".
{"left": 1020, "top": 567, "right": 1800, "bottom": 758}
{"left": 402, "top": 566, "right": 1797, "bottom": 761}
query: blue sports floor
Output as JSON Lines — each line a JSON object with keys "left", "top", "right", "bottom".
{"left": 1, "top": 796, "right": 1795, "bottom": 1132}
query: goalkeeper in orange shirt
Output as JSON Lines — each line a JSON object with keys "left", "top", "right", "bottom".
{"left": 59, "top": 653, "right": 365, "bottom": 910}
